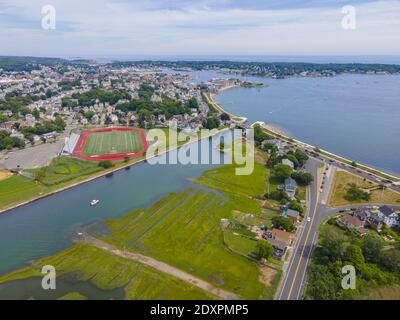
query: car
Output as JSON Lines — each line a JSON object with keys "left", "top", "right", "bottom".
{"left": 307, "top": 217, "right": 311, "bottom": 222}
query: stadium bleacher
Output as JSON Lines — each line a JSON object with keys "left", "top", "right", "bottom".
{"left": 61, "top": 133, "right": 81, "bottom": 156}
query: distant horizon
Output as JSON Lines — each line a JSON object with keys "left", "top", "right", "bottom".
{"left": 2, "top": 54, "right": 400, "bottom": 65}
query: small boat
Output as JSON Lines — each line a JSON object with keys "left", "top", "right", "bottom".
{"left": 90, "top": 199, "right": 100, "bottom": 206}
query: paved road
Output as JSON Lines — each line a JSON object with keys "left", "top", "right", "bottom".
{"left": 81, "top": 235, "right": 241, "bottom": 300}
{"left": 0, "top": 120, "right": 76, "bottom": 170}
{"left": 278, "top": 153, "right": 400, "bottom": 300}
{"left": 312, "top": 153, "right": 400, "bottom": 193}
{"left": 278, "top": 157, "right": 321, "bottom": 300}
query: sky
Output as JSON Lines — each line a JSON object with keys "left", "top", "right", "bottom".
{"left": 0, "top": 0, "right": 399, "bottom": 58}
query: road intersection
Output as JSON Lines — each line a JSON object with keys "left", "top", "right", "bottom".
{"left": 277, "top": 154, "right": 400, "bottom": 300}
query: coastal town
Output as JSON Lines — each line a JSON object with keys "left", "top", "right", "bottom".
{"left": 0, "top": 60, "right": 259, "bottom": 170}
{"left": 0, "top": 58, "right": 400, "bottom": 302}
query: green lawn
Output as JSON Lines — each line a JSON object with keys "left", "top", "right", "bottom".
{"left": 0, "top": 244, "right": 217, "bottom": 300}
{"left": 100, "top": 160, "right": 278, "bottom": 300}
{"left": 83, "top": 130, "right": 144, "bottom": 156}
{"left": 0, "top": 175, "right": 47, "bottom": 209}
{"left": 28, "top": 157, "right": 102, "bottom": 186}
{"left": 102, "top": 189, "right": 267, "bottom": 299}
{"left": 223, "top": 230, "right": 258, "bottom": 256}
{"left": 196, "top": 162, "right": 267, "bottom": 198}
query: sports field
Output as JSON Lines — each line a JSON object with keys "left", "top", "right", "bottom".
{"left": 73, "top": 128, "right": 148, "bottom": 161}
{"left": 83, "top": 130, "right": 143, "bottom": 156}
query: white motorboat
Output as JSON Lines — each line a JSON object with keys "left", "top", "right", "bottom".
{"left": 90, "top": 199, "right": 100, "bottom": 206}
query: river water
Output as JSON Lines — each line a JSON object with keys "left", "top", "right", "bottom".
{"left": 0, "top": 133, "right": 231, "bottom": 275}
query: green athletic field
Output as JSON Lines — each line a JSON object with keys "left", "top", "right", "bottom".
{"left": 82, "top": 130, "right": 144, "bottom": 156}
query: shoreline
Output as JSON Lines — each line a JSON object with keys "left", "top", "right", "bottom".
{"left": 252, "top": 121, "right": 400, "bottom": 182}
{"left": 0, "top": 128, "right": 230, "bottom": 215}
{"left": 208, "top": 89, "right": 400, "bottom": 182}
{"left": 203, "top": 89, "right": 247, "bottom": 124}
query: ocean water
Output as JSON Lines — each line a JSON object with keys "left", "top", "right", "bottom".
{"left": 215, "top": 74, "right": 400, "bottom": 176}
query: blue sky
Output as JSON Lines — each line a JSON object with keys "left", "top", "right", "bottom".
{"left": 0, "top": 0, "right": 399, "bottom": 58}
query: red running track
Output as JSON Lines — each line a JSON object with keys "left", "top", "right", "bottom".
{"left": 72, "top": 127, "right": 149, "bottom": 161}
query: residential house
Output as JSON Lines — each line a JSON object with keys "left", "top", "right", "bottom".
{"left": 378, "top": 205, "right": 399, "bottom": 227}
{"left": 282, "top": 159, "right": 294, "bottom": 170}
{"left": 354, "top": 207, "right": 385, "bottom": 231}
{"left": 284, "top": 178, "right": 298, "bottom": 199}
{"left": 264, "top": 228, "right": 294, "bottom": 259}
{"left": 369, "top": 214, "right": 384, "bottom": 232}
{"left": 336, "top": 214, "right": 367, "bottom": 236}
{"left": 287, "top": 209, "right": 301, "bottom": 224}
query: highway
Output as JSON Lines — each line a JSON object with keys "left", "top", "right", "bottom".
{"left": 277, "top": 154, "right": 400, "bottom": 300}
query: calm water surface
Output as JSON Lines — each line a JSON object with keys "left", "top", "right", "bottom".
{"left": 215, "top": 74, "right": 400, "bottom": 176}
{"left": 0, "top": 133, "right": 231, "bottom": 275}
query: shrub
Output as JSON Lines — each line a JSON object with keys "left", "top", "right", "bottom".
{"left": 98, "top": 160, "right": 114, "bottom": 169}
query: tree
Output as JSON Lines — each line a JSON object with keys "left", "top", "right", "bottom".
{"left": 380, "top": 249, "right": 400, "bottom": 274}
{"left": 265, "top": 190, "right": 290, "bottom": 202}
{"left": 344, "top": 245, "right": 365, "bottom": 270}
{"left": 289, "top": 200, "right": 304, "bottom": 214}
{"left": 253, "top": 124, "right": 271, "bottom": 146}
{"left": 292, "top": 171, "right": 314, "bottom": 186}
{"left": 345, "top": 183, "right": 371, "bottom": 202}
{"left": 294, "top": 149, "right": 309, "bottom": 167}
{"left": 203, "top": 116, "right": 220, "bottom": 130}
{"left": 266, "top": 150, "right": 280, "bottom": 168}
{"left": 84, "top": 111, "right": 95, "bottom": 120}
{"left": 54, "top": 116, "right": 66, "bottom": 131}
{"left": 272, "top": 164, "right": 293, "bottom": 182}
{"left": 98, "top": 160, "right": 114, "bottom": 169}
{"left": 286, "top": 154, "right": 299, "bottom": 168}
{"left": 220, "top": 113, "right": 230, "bottom": 121}
{"left": 362, "top": 233, "right": 384, "bottom": 264}
{"left": 271, "top": 216, "right": 295, "bottom": 232}
{"left": 351, "top": 161, "right": 358, "bottom": 168}
{"left": 34, "top": 169, "right": 46, "bottom": 182}
{"left": 255, "top": 241, "right": 274, "bottom": 261}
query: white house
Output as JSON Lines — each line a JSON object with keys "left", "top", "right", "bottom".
{"left": 282, "top": 159, "right": 294, "bottom": 169}
{"left": 378, "top": 206, "right": 399, "bottom": 227}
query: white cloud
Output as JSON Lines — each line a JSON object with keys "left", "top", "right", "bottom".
{"left": 0, "top": 0, "right": 399, "bottom": 57}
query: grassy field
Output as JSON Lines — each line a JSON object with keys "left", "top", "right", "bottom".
{"left": 28, "top": 157, "right": 102, "bottom": 186}
{"left": 0, "top": 175, "right": 47, "bottom": 209}
{"left": 99, "top": 157, "right": 280, "bottom": 300}
{"left": 0, "top": 141, "right": 282, "bottom": 300}
{"left": 0, "top": 243, "right": 216, "bottom": 300}
{"left": 328, "top": 170, "right": 400, "bottom": 207}
{"left": 366, "top": 285, "right": 400, "bottom": 300}
{"left": 83, "top": 130, "right": 144, "bottom": 156}
{"left": 196, "top": 162, "right": 267, "bottom": 198}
